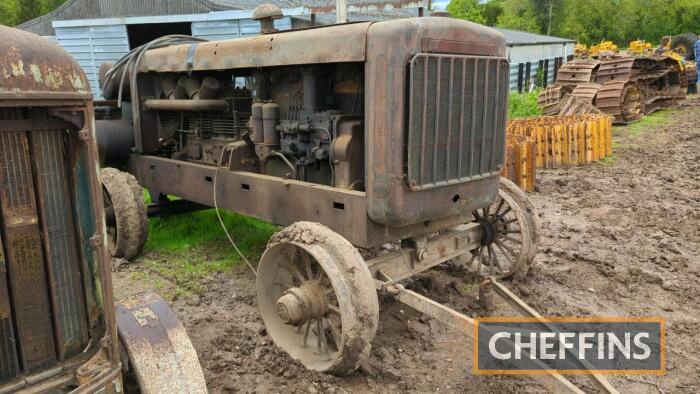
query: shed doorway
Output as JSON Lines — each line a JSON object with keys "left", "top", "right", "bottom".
{"left": 127, "top": 22, "right": 192, "bottom": 48}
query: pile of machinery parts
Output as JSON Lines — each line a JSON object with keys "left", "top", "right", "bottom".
{"left": 501, "top": 133, "right": 536, "bottom": 192}
{"left": 507, "top": 114, "right": 613, "bottom": 169}
{"left": 538, "top": 54, "right": 687, "bottom": 123}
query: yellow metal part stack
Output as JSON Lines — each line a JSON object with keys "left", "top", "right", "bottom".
{"left": 502, "top": 134, "right": 537, "bottom": 192}
{"left": 508, "top": 114, "right": 613, "bottom": 168}
{"left": 502, "top": 114, "right": 614, "bottom": 191}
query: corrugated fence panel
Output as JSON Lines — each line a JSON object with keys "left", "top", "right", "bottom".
{"left": 56, "top": 25, "right": 129, "bottom": 98}
{"left": 193, "top": 16, "right": 292, "bottom": 41}
{"left": 192, "top": 20, "right": 240, "bottom": 41}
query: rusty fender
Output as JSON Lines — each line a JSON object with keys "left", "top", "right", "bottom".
{"left": 115, "top": 292, "right": 207, "bottom": 394}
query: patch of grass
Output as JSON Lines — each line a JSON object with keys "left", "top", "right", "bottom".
{"left": 140, "top": 197, "right": 278, "bottom": 296}
{"left": 508, "top": 90, "right": 542, "bottom": 119}
{"left": 598, "top": 155, "right": 618, "bottom": 165}
{"left": 620, "top": 109, "right": 674, "bottom": 136}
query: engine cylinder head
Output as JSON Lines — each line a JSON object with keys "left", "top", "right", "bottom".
{"left": 198, "top": 77, "right": 221, "bottom": 99}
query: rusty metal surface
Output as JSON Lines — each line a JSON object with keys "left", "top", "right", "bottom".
{"left": 0, "top": 232, "right": 19, "bottom": 384}
{"left": 595, "top": 80, "right": 643, "bottom": 123}
{"left": 116, "top": 292, "right": 207, "bottom": 394}
{"left": 554, "top": 59, "right": 600, "bottom": 86}
{"left": 31, "top": 127, "right": 89, "bottom": 360}
{"left": 554, "top": 94, "right": 602, "bottom": 115}
{"left": 0, "top": 128, "right": 57, "bottom": 374}
{"left": 406, "top": 54, "right": 508, "bottom": 191}
{"left": 0, "top": 25, "right": 122, "bottom": 393}
{"left": 131, "top": 154, "right": 483, "bottom": 248}
{"left": 138, "top": 22, "right": 372, "bottom": 73}
{"left": 570, "top": 82, "right": 601, "bottom": 104}
{"left": 367, "top": 223, "right": 482, "bottom": 282}
{"left": 0, "top": 26, "right": 90, "bottom": 99}
{"left": 594, "top": 56, "right": 635, "bottom": 83}
{"left": 366, "top": 17, "right": 505, "bottom": 226}
{"left": 537, "top": 85, "right": 573, "bottom": 115}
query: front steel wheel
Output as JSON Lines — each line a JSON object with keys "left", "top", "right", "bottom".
{"left": 462, "top": 178, "right": 539, "bottom": 279}
{"left": 257, "top": 222, "right": 379, "bottom": 375}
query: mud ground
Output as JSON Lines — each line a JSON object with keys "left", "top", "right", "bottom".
{"left": 113, "top": 97, "right": 700, "bottom": 393}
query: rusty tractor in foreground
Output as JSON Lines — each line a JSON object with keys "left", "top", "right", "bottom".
{"left": 94, "top": 8, "right": 617, "bottom": 393}
{"left": 0, "top": 26, "right": 206, "bottom": 393}
{"left": 538, "top": 54, "right": 687, "bottom": 123}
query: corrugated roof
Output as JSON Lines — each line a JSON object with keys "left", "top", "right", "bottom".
{"left": 491, "top": 27, "right": 574, "bottom": 45}
{"left": 20, "top": 0, "right": 573, "bottom": 46}
{"left": 18, "top": 0, "right": 230, "bottom": 36}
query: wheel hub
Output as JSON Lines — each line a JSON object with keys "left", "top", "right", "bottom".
{"left": 276, "top": 282, "right": 327, "bottom": 326}
{"left": 477, "top": 218, "right": 497, "bottom": 245}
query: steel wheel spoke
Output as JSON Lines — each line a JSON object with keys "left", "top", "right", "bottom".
{"left": 327, "top": 304, "right": 340, "bottom": 315}
{"left": 495, "top": 239, "right": 519, "bottom": 260}
{"left": 282, "top": 256, "right": 306, "bottom": 284}
{"left": 494, "top": 240, "right": 515, "bottom": 266}
{"left": 301, "top": 321, "right": 311, "bottom": 348}
{"left": 476, "top": 246, "right": 484, "bottom": 276}
{"left": 316, "top": 319, "right": 328, "bottom": 353}
{"left": 489, "top": 244, "right": 503, "bottom": 273}
{"left": 497, "top": 206, "right": 512, "bottom": 219}
{"left": 303, "top": 252, "right": 313, "bottom": 280}
{"left": 326, "top": 317, "right": 342, "bottom": 350}
{"left": 502, "top": 235, "right": 522, "bottom": 244}
{"left": 494, "top": 197, "right": 506, "bottom": 216}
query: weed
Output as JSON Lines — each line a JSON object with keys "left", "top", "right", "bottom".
{"left": 622, "top": 109, "right": 673, "bottom": 136}
{"left": 140, "top": 192, "right": 278, "bottom": 296}
{"left": 508, "top": 90, "right": 542, "bottom": 119}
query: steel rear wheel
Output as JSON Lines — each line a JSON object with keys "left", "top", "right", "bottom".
{"left": 463, "top": 178, "right": 539, "bottom": 279}
{"left": 257, "top": 222, "right": 378, "bottom": 375}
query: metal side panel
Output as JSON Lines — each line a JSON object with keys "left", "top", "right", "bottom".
{"left": 0, "top": 232, "right": 19, "bottom": 384}
{"left": 30, "top": 129, "right": 89, "bottom": 361}
{"left": 0, "top": 132, "right": 56, "bottom": 373}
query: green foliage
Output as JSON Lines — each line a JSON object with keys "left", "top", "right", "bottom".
{"left": 447, "top": 0, "right": 486, "bottom": 24}
{"left": 143, "top": 208, "right": 278, "bottom": 297}
{"left": 0, "top": 0, "right": 68, "bottom": 27}
{"left": 496, "top": 0, "right": 540, "bottom": 33}
{"left": 508, "top": 90, "right": 542, "bottom": 119}
{"left": 446, "top": 0, "right": 699, "bottom": 47}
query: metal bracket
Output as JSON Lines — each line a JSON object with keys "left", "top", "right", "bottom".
{"left": 367, "top": 223, "right": 481, "bottom": 283}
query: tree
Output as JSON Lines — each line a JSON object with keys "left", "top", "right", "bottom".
{"left": 18, "top": 0, "right": 43, "bottom": 24}
{"left": 481, "top": 0, "right": 504, "bottom": 26}
{"left": 496, "top": 0, "right": 540, "bottom": 33}
{"left": 0, "top": 0, "right": 19, "bottom": 27}
{"left": 447, "top": 0, "right": 486, "bottom": 24}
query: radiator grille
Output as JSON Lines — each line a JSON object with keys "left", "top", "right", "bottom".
{"left": 32, "top": 129, "right": 88, "bottom": 360}
{"left": 0, "top": 109, "right": 90, "bottom": 383}
{"left": 0, "top": 132, "right": 56, "bottom": 374}
{"left": 407, "top": 54, "right": 509, "bottom": 190}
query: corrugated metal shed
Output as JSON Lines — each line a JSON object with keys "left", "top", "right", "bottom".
{"left": 55, "top": 25, "right": 130, "bottom": 97}
{"left": 18, "top": 0, "right": 229, "bottom": 36}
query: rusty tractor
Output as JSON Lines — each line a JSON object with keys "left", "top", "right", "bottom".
{"left": 0, "top": 26, "right": 205, "bottom": 393}
{"left": 93, "top": 7, "right": 618, "bottom": 393}
{"left": 538, "top": 53, "right": 687, "bottom": 123}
